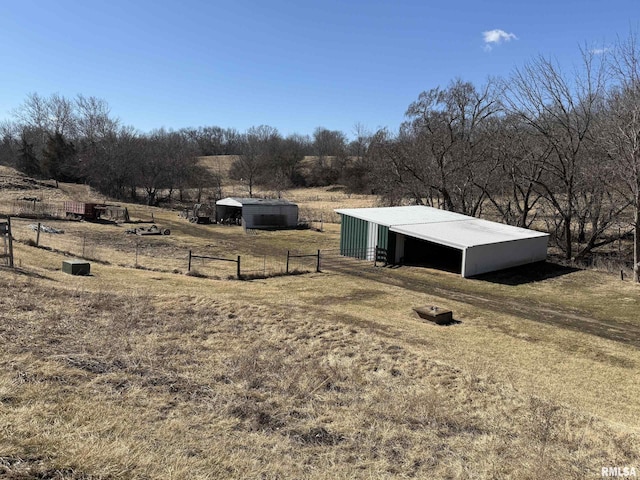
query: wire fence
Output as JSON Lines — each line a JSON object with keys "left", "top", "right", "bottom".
{"left": 187, "top": 249, "right": 321, "bottom": 279}
{"left": 319, "top": 247, "right": 381, "bottom": 270}
{"left": 8, "top": 217, "right": 336, "bottom": 279}
{"left": 9, "top": 217, "right": 186, "bottom": 273}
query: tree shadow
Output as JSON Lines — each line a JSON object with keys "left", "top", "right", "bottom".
{"left": 3, "top": 267, "right": 58, "bottom": 282}
{"left": 472, "top": 261, "right": 581, "bottom": 286}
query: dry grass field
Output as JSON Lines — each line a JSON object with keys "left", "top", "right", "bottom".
{"left": 1, "top": 166, "right": 639, "bottom": 479}
{"left": 197, "top": 155, "right": 379, "bottom": 224}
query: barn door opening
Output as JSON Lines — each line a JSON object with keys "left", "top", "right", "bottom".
{"left": 402, "top": 237, "right": 462, "bottom": 274}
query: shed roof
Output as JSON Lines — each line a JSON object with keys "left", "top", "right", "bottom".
{"left": 335, "top": 206, "right": 468, "bottom": 226}
{"left": 217, "top": 197, "right": 297, "bottom": 207}
{"left": 336, "top": 206, "right": 549, "bottom": 249}
{"left": 391, "top": 218, "right": 548, "bottom": 249}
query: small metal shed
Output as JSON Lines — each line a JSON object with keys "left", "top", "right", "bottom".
{"left": 216, "top": 197, "right": 298, "bottom": 229}
{"left": 336, "top": 206, "right": 549, "bottom": 277}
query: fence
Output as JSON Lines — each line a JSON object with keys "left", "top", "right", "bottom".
{"left": 187, "top": 249, "right": 321, "bottom": 279}
{"left": 9, "top": 217, "right": 186, "bottom": 273}
{"left": 319, "top": 247, "right": 387, "bottom": 272}
{"left": 188, "top": 251, "right": 240, "bottom": 278}
{"left": 7, "top": 216, "right": 386, "bottom": 280}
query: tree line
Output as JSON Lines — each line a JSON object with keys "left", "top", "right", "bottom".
{"left": 1, "top": 33, "right": 639, "bottom": 279}
{"left": 0, "top": 95, "right": 365, "bottom": 202}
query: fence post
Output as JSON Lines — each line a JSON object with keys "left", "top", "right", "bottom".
{"left": 188, "top": 250, "right": 192, "bottom": 272}
{"left": 82, "top": 234, "right": 86, "bottom": 257}
{"left": 286, "top": 250, "right": 290, "bottom": 274}
{"left": 36, "top": 222, "right": 41, "bottom": 247}
{"left": 237, "top": 255, "right": 241, "bottom": 279}
{"left": 316, "top": 249, "right": 321, "bottom": 273}
{"left": 7, "top": 216, "right": 14, "bottom": 268}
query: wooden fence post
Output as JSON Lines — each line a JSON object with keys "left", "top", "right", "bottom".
{"left": 286, "top": 250, "right": 290, "bottom": 274}
{"left": 188, "top": 250, "right": 192, "bottom": 272}
{"left": 7, "top": 217, "right": 14, "bottom": 268}
{"left": 237, "top": 255, "right": 241, "bottom": 279}
{"left": 36, "top": 222, "right": 41, "bottom": 247}
{"left": 316, "top": 249, "right": 321, "bottom": 273}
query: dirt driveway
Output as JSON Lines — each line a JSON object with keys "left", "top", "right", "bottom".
{"left": 324, "top": 258, "right": 640, "bottom": 349}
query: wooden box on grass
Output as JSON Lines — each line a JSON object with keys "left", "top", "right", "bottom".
{"left": 413, "top": 305, "right": 453, "bottom": 325}
{"left": 62, "top": 260, "right": 90, "bottom": 276}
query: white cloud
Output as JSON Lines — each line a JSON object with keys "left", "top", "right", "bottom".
{"left": 590, "top": 47, "right": 610, "bottom": 55}
{"left": 482, "top": 29, "right": 517, "bottom": 51}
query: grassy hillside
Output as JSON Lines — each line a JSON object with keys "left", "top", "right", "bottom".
{"left": 0, "top": 166, "right": 639, "bottom": 478}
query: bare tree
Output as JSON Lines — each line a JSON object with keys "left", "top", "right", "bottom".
{"left": 503, "top": 51, "right": 606, "bottom": 259}
{"left": 230, "top": 125, "right": 280, "bottom": 197}
{"left": 13, "top": 93, "right": 75, "bottom": 137}
{"left": 397, "top": 79, "right": 501, "bottom": 213}
{"left": 603, "top": 31, "right": 640, "bottom": 280}
{"left": 0, "top": 121, "right": 19, "bottom": 167}
{"left": 480, "top": 114, "right": 547, "bottom": 227}
{"left": 310, "top": 127, "right": 347, "bottom": 186}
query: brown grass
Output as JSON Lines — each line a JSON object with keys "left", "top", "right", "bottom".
{"left": 1, "top": 165, "right": 640, "bottom": 478}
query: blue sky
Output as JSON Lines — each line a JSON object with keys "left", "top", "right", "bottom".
{"left": 0, "top": 0, "right": 638, "bottom": 139}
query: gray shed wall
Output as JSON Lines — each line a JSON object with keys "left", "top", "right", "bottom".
{"left": 462, "top": 236, "right": 549, "bottom": 277}
{"left": 242, "top": 204, "right": 298, "bottom": 229}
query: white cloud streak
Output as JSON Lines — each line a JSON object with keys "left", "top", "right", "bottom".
{"left": 482, "top": 29, "right": 517, "bottom": 51}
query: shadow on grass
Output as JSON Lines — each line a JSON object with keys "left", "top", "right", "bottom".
{"left": 4, "top": 266, "right": 58, "bottom": 282}
{"left": 439, "top": 318, "right": 463, "bottom": 326}
{"left": 473, "top": 261, "right": 581, "bottom": 286}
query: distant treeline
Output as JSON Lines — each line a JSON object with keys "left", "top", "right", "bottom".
{"left": 1, "top": 33, "right": 640, "bottom": 278}
{"left": 0, "top": 95, "right": 364, "bottom": 203}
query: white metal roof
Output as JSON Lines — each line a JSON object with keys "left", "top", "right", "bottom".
{"left": 217, "top": 197, "right": 296, "bottom": 207}
{"left": 391, "top": 218, "right": 548, "bottom": 249}
{"left": 335, "top": 206, "right": 469, "bottom": 226}
{"left": 336, "top": 206, "right": 549, "bottom": 249}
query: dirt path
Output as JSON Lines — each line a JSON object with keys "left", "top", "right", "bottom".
{"left": 325, "top": 261, "right": 640, "bottom": 349}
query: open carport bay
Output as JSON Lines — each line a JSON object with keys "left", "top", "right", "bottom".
{"left": 398, "top": 234, "right": 463, "bottom": 274}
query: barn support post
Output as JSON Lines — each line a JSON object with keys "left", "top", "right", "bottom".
{"left": 316, "top": 249, "right": 321, "bottom": 273}
{"left": 36, "top": 222, "right": 41, "bottom": 247}
{"left": 188, "top": 250, "right": 192, "bottom": 272}
{"left": 286, "top": 250, "right": 290, "bottom": 274}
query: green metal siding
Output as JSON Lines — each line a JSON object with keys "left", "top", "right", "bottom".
{"left": 377, "top": 225, "right": 389, "bottom": 250}
{"left": 340, "top": 214, "right": 369, "bottom": 258}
